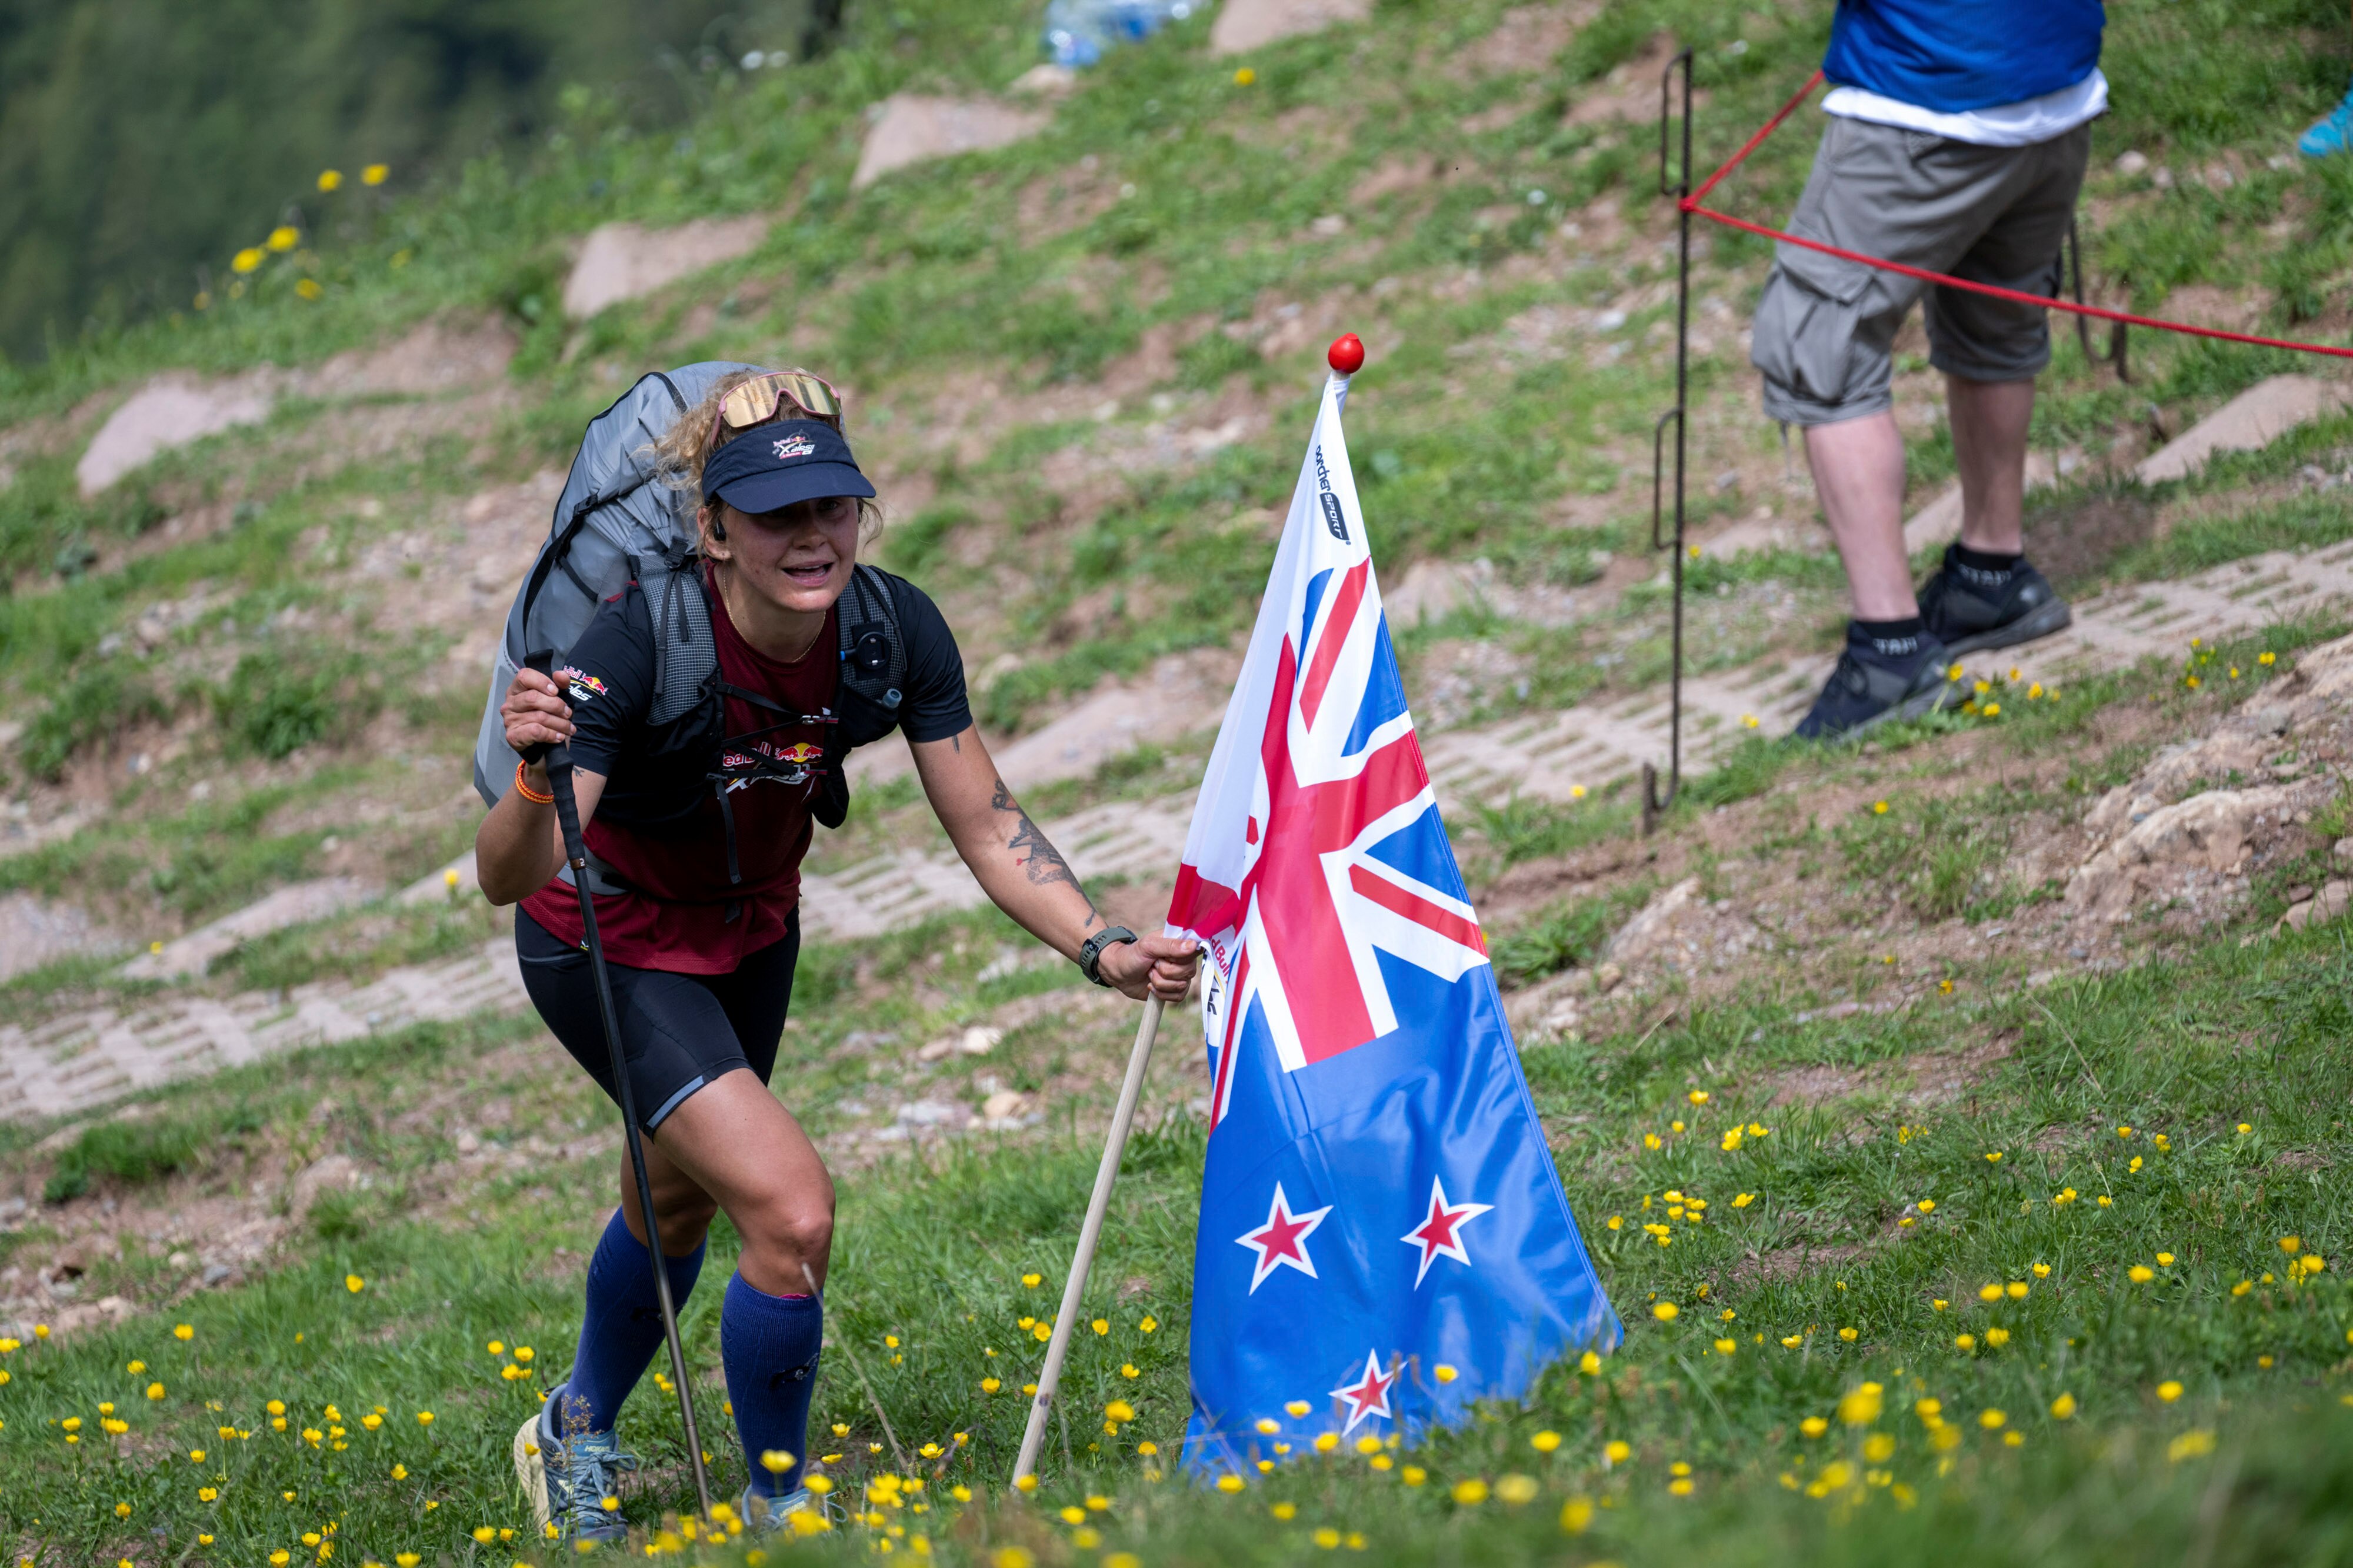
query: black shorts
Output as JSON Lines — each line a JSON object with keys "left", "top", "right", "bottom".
{"left": 516, "top": 908, "right": 799, "bottom": 1130}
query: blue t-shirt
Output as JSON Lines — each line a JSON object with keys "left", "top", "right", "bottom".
{"left": 1822, "top": 0, "right": 2105, "bottom": 114}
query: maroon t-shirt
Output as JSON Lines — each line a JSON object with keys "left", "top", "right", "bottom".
{"left": 522, "top": 588, "right": 839, "bottom": 973}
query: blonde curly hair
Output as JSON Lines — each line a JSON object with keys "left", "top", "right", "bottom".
{"left": 654, "top": 368, "right": 884, "bottom": 551}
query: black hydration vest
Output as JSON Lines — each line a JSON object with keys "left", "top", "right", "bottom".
{"left": 581, "top": 555, "right": 909, "bottom": 890}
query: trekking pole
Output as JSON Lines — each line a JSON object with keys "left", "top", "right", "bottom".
{"left": 522, "top": 651, "right": 715, "bottom": 1524}
{"left": 1643, "top": 45, "right": 1696, "bottom": 838}
{"left": 1011, "top": 998, "right": 1165, "bottom": 1490}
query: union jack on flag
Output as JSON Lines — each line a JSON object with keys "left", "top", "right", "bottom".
{"left": 1166, "top": 358, "right": 1620, "bottom": 1474}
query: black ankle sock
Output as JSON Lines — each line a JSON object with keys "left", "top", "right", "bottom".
{"left": 1950, "top": 542, "right": 2023, "bottom": 578}
{"left": 1848, "top": 615, "right": 1928, "bottom": 665}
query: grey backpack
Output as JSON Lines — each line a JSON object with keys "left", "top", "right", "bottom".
{"left": 471, "top": 362, "right": 909, "bottom": 812}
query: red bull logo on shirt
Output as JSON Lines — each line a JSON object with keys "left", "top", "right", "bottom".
{"left": 717, "top": 737, "right": 825, "bottom": 789}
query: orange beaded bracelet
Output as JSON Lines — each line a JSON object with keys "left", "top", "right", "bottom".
{"left": 514, "top": 759, "right": 555, "bottom": 806}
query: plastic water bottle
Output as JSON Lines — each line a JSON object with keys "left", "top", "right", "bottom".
{"left": 1042, "top": 0, "right": 1199, "bottom": 68}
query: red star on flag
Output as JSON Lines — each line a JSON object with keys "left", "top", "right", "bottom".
{"left": 1400, "top": 1175, "right": 1494, "bottom": 1288}
{"left": 1237, "top": 1182, "right": 1332, "bottom": 1295}
{"left": 1329, "top": 1349, "right": 1398, "bottom": 1434}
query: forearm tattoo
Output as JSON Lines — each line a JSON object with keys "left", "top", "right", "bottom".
{"left": 992, "top": 775, "right": 1099, "bottom": 925}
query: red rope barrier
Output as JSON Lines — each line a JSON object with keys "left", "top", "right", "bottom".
{"left": 1677, "top": 73, "right": 2353, "bottom": 363}
{"left": 1685, "top": 69, "right": 1824, "bottom": 208}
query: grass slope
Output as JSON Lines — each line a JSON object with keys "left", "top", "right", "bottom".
{"left": 4, "top": 862, "right": 2352, "bottom": 1565}
{"left": 7, "top": 0, "right": 2353, "bottom": 1564}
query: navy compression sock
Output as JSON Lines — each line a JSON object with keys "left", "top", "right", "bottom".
{"left": 1848, "top": 615, "right": 1930, "bottom": 670}
{"left": 566, "top": 1209, "right": 706, "bottom": 1435}
{"left": 721, "top": 1275, "right": 824, "bottom": 1497}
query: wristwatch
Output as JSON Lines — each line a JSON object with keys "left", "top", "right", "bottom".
{"left": 1077, "top": 926, "right": 1138, "bottom": 987}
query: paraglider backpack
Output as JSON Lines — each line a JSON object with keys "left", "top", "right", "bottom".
{"left": 471, "top": 362, "right": 909, "bottom": 885}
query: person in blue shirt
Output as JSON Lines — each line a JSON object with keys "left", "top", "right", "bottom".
{"left": 1752, "top": 0, "right": 2105, "bottom": 736}
{"left": 2303, "top": 11, "right": 2353, "bottom": 156}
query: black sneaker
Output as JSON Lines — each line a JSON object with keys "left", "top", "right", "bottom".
{"left": 1793, "top": 633, "right": 1962, "bottom": 739}
{"left": 1917, "top": 545, "right": 2072, "bottom": 658}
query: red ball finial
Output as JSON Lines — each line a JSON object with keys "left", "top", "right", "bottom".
{"left": 1327, "top": 332, "right": 1365, "bottom": 375}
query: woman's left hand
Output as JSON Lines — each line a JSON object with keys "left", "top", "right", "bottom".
{"left": 1095, "top": 933, "right": 1201, "bottom": 1004}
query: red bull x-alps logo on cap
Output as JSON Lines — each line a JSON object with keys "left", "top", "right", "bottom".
{"left": 772, "top": 433, "right": 817, "bottom": 461}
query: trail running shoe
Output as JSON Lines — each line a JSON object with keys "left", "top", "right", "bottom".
{"left": 1916, "top": 545, "right": 2072, "bottom": 658}
{"left": 1792, "top": 636, "right": 1962, "bottom": 739}
{"left": 514, "top": 1380, "right": 638, "bottom": 1549}
{"left": 738, "top": 1485, "right": 816, "bottom": 1536}
{"left": 2302, "top": 88, "right": 2353, "bottom": 158}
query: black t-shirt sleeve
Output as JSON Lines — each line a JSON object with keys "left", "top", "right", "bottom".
{"left": 890, "top": 580, "right": 975, "bottom": 743}
{"left": 556, "top": 590, "right": 656, "bottom": 778}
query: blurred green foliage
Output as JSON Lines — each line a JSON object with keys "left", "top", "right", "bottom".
{"left": 0, "top": 0, "right": 829, "bottom": 363}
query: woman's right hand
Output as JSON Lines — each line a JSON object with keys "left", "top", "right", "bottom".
{"left": 502, "top": 668, "right": 575, "bottom": 757}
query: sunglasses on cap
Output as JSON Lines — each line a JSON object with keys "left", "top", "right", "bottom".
{"left": 709, "top": 369, "right": 844, "bottom": 447}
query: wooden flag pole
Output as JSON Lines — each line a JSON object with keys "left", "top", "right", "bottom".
{"left": 1011, "top": 997, "right": 1165, "bottom": 1490}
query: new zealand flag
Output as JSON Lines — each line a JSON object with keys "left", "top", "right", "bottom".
{"left": 1164, "top": 365, "right": 1621, "bottom": 1474}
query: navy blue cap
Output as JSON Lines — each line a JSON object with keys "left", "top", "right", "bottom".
{"left": 701, "top": 419, "right": 875, "bottom": 514}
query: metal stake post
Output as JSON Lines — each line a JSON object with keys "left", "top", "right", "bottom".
{"left": 2066, "top": 219, "right": 2130, "bottom": 383}
{"left": 1644, "top": 47, "right": 1696, "bottom": 838}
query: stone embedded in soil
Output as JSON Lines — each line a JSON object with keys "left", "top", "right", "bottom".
{"left": 1385, "top": 559, "right": 1492, "bottom": 626}
{"left": 1209, "top": 0, "right": 1372, "bottom": 54}
{"left": 1504, "top": 968, "right": 1583, "bottom": 1046}
{"left": 0, "top": 893, "right": 123, "bottom": 982}
{"left": 2280, "top": 879, "right": 2352, "bottom": 931}
{"left": 561, "top": 215, "right": 772, "bottom": 319}
{"left": 2063, "top": 631, "right": 2353, "bottom": 923}
{"left": 895, "top": 1099, "right": 968, "bottom": 1127}
{"left": 76, "top": 373, "right": 274, "bottom": 496}
{"left": 1008, "top": 64, "right": 1078, "bottom": 97}
{"left": 991, "top": 650, "right": 1238, "bottom": 790}
{"left": 119, "top": 876, "right": 381, "bottom": 980}
{"left": 2067, "top": 785, "right": 2297, "bottom": 923}
{"left": 2134, "top": 375, "right": 2351, "bottom": 486}
{"left": 288, "top": 1153, "right": 362, "bottom": 1216}
{"left": 1605, "top": 876, "right": 1702, "bottom": 967}
{"left": 851, "top": 95, "right": 1051, "bottom": 191}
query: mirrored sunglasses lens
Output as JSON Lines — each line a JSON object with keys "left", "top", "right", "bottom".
{"left": 721, "top": 378, "right": 781, "bottom": 431}
{"left": 782, "top": 373, "right": 839, "bottom": 417}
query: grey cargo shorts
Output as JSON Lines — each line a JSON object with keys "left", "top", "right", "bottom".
{"left": 1751, "top": 115, "right": 2092, "bottom": 426}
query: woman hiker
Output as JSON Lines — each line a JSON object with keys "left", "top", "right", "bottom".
{"left": 475, "top": 368, "right": 1201, "bottom": 1543}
